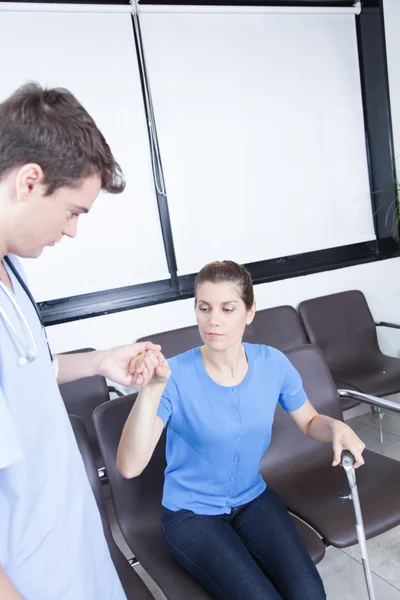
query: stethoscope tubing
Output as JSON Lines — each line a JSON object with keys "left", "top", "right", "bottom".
{"left": 1, "top": 257, "right": 52, "bottom": 365}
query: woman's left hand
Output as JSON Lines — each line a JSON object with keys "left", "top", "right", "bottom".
{"left": 331, "top": 421, "right": 366, "bottom": 469}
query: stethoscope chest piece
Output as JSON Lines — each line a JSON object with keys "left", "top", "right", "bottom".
{"left": 1, "top": 256, "right": 52, "bottom": 367}
{"left": 17, "top": 348, "right": 38, "bottom": 367}
{"left": 0, "top": 259, "right": 40, "bottom": 367}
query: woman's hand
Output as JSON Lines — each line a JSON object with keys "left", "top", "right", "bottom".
{"left": 129, "top": 350, "right": 170, "bottom": 388}
{"left": 288, "top": 400, "right": 366, "bottom": 469}
{"left": 331, "top": 421, "right": 365, "bottom": 469}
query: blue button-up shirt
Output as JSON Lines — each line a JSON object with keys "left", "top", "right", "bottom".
{"left": 157, "top": 343, "right": 307, "bottom": 515}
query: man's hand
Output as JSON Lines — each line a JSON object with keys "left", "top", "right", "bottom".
{"left": 97, "top": 342, "right": 162, "bottom": 388}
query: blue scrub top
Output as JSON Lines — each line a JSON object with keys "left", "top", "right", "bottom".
{"left": 157, "top": 343, "right": 307, "bottom": 515}
{"left": 0, "top": 256, "right": 126, "bottom": 600}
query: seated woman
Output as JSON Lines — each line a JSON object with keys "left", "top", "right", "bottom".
{"left": 117, "top": 260, "right": 365, "bottom": 600}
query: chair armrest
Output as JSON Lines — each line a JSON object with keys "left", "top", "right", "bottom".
{"left": 375, "top": 321, "right": 400, "bottom": 330}
{"left": 338, "top": 389, "right": 400, "bottom": 415}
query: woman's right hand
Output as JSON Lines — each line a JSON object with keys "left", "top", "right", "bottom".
{"left": 130, "top": 350, "right": 170, "bottom": 387}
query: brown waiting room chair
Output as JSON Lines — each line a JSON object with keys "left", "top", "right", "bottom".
{"left": 244, "top": 305, "right": 308, "bottom": 349}
{"left": 261, "top": 344, "right": 400, "bottom": 548}
{"left": 137, "top": 325, "right": 202, "bottom": 359}
{"left": 59, "top": 348, "right": 123, "bottom": 475}
{"left": 60, "top": 362, "right": 110, "bottom": 472}
{"left": 69, "top": 415, "right": 154, "bottom": 600}
{"left": 299, "top": 290, "right": 400, "bottom": 411}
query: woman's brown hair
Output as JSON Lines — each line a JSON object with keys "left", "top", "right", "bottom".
{"left": 195, "top": 260, "right": 254, "bottom": 310}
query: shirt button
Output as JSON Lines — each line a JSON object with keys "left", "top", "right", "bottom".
{"left": 232, "top": 387, "right": 237, "bottom": 393}
{"left": 230, "top": 476, "right": 235, "bottom": 482}
{"left": 234, "top": 457, "right": 239, "bottom": 462}
{"left": 236, "top": 435, "right": 242, "bottom": 441}
{"left": 234, "top": 411, "right": 239, "bottom": 416}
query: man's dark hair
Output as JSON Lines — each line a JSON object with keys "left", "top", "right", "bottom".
{"left": 0, "top": 82, "right": 125, "bottom": 195}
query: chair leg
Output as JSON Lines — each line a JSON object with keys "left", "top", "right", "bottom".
{"left": 370, "top": 407, "right": 384, "bottom": 444}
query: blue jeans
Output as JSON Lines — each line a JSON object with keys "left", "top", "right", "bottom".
{"left": 162, "top": 488, "right": 326, "bottom": 600}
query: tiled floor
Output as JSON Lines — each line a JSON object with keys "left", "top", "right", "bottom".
{"left": 108, "top": 406, "right": 400, "bottom": 600}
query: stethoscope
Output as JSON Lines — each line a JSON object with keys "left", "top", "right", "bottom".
{"left": 0, "top": 257, "right": 52, "bottom": 367}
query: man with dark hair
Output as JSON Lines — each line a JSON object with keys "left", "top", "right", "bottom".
{"left": 0, "top": 83, "right": 160, "bottom": 599}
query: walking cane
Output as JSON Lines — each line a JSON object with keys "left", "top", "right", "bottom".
{"left": 340, "top": 450, "right": 376, "bottom": 600}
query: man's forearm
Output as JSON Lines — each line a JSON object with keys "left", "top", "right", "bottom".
{"left": 0, "top": 566, "right": 25, "bottom": 600}
{"left": 55, "top": 351, "right": 105, "bottom": 385}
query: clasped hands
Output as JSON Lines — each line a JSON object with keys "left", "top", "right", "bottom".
{"left": 96, "top": 341, "right": 170, "bottom": 389}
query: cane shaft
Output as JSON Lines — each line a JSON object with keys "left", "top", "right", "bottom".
{"left": 343, "top": 470, "right": 376, "bottom": 600}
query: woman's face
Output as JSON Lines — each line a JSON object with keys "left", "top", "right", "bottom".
{"left": 195, "top": 281, "right": 255, "bottom": 351}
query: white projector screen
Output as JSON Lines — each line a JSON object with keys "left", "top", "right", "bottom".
{"left": 0, "top": 10, "right": 169, "bottom": 301}
{"left": 140, "top": 11, "right": 376, "bottom": 276}
{"left": 384, "top": 0, "right": 400, "bottom": 174}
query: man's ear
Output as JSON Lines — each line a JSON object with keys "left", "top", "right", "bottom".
{"left": 15, "top": 164, "right": 45, "bottom": 202}
{"left": 246, "top": 301, "right": 257, "bottom": 325}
